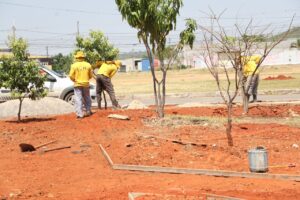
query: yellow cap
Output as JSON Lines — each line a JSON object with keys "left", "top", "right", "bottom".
{"left": 75, "top": 51, "right": 85, "bottom": 59}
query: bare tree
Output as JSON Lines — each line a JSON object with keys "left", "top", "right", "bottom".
{"left": 235, "top": 18, "right": 294, "bottom": 113}
{"left": 198, "top": 11, "right": 294, "bottom": 146}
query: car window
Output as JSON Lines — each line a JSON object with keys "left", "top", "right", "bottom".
{"left": 46, "top": 73, "right": 56, "bottom": 82}
{"left": 39, "top": 66, "right": 66, "bottom": 78}
{"left": 49, "top": 69, "right": 66, "bottom": 78}
{"left": 39, "top": 68, "right": 57, "bottom": 82}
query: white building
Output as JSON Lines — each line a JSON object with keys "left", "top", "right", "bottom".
{"left": 180, "top": 38, "right": 300, "bottom": 68}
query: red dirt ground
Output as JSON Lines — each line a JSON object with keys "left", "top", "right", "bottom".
{"left": 263, "top": 74, "right": 295, "bottom": 80}
{"left": 0, "top": 104, "right": 300, "bottom": 200}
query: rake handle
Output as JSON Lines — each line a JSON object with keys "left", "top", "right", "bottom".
{"left": 35, "top": 140, "right": 58, "bottom": 149}
{"left": 43, "top": 146, "right": 71, "bottom": 153}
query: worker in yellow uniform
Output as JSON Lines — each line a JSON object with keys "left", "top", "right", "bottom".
{"left": 96, "top": 60, "right": 121, "bottom": 109}
{"left": 69, "top": 51, "right": 93, "bottom": 119}
{"left": 243, "top": 55, "right": 262, "bottom": 103}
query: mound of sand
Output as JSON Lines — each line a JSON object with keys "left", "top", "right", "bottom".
{"left": 0, "top": 97, "right": 74, "bottom": 119}
{"left": 126, "top": 100, "right": 148, "bottom": 109}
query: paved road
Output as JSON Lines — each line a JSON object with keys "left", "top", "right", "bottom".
{"left": 93, "top": 92, "right": 300, "bottom": 107}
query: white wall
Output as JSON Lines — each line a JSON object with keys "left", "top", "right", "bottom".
{"left": 120, "top": 58, "right": 137, "bottom": 72}
{"left": 263, "top": 48, "right": 300, "bottom": 66}
{"left": 182, "top": 45, "right": 300, "bottom": 68}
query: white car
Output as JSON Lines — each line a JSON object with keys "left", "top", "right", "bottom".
{"left": 0, "top": 66, "right": 96, "bottom": 104}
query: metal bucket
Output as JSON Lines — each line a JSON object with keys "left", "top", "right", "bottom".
{"left": 248, "top": 146, "right": 268, "bottom": 173}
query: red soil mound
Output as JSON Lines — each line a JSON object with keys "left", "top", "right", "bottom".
{"left": 263, "top": 74, "right": 295, "bottom": 80}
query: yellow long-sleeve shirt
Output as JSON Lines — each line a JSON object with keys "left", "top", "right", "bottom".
{"left": 69, "top": 60, "right": 92, "bottom": 87}
{"left": 97, "top": 62, "right": 119, "bottom": 78}
{"left": 242, "top": 55, "right": 261, "bottom": 77}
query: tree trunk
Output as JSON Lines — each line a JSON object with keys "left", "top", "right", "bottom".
{"left": 156, "top": 82, "right": 164, "bottom": 118}
{"left": 242, "top": 93, "right": 249, "bottom": 114}
{"left": 155, "top": 58, "right": 167, "bottom": 118}
{"left": 17, "top": 97, "right": 24, "bottom": 122}
{"left": 226, "top": 103, "right": 234, "bottom": 146}
{"left": 242, "top": 75, "right": 253, "bottom": 114}
{"left": 161, "top": 68, "right": 167, "bottom": 117}
{"left": 157, "top": 106, "right": 164, "bottom": 118}
{"left": 143, "top": 40, "right": 159, "bottom": 110}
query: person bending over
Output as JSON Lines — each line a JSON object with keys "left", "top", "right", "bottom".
{"left": 96, "top": 60, "right": 121, "bottom": 109}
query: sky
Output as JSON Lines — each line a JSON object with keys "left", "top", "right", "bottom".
{"left": 0, "top": 0, "right": 299, "bottom": 56}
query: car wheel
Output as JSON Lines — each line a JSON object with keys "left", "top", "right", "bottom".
{"left": 64, "top": 91, "right": 75, "bottom": 105}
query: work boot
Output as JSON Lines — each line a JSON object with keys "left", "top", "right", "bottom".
{"left": 253, "top": 94, "right": 257, "bottom": 101}
{"left": 251, "top": 94, "right": 257, "bottom": 103}
{"left": 76, "top": 116, "right": 84, "bottom": 120}
{"left": 84, "top": 111, "right": 93, "bottom": 117}
{"left": 112, "top": 104, "right": 121, "bottom": 110}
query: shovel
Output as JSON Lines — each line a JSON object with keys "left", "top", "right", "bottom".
{"left": 19, "top": 140, "right": 57, "bottom": 152}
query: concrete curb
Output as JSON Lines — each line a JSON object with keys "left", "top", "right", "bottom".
{"left": 99, "top": 144, "right": 300, "bottom": 182}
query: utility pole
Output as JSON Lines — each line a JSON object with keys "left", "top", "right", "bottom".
{"left": 131, "top": 44, "right": 135, "bottom": 71}
{"left": 12, "top": 25, "right": 16, "bottom": 39}
{"left": 46, "top": 46, "right": 49, "bottom": 58}
{"left": 77, "top": 21, "right": 80, "bottom": 36}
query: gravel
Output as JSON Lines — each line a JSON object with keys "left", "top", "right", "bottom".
{"left": 0, "top": 97, "right": 74, "bottom": 119}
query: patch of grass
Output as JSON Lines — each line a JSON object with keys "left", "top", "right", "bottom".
{"left": 285, "top": 117, "right": 300, "bottom": 127}
{"left": 143, "top": 114, "right": 226, "bottom": 128}
{"left": 234, "top": 116, "right": 300, "bottom": 128}
{"left": 113, "top": 65, "right": 300, "bottom": 95}
{"left": 144, "top": 113, "right": 300, "bottom": 129}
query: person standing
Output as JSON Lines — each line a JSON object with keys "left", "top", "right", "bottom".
{"left": 243, "top": 55, "right": 262, "bottom": 103}
{"left": 96, "top": 60, "right": 121, "bottom": 109}
{"left": 69, "top": 51, "right": 93, "bottom": 119}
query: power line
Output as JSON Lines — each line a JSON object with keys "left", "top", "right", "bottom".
{"left": 0, "top": 1, "right": 120, "bottom": 15}
{"left": 17, "top": 29, "right": 76, "bottom": 35}
{"left": 195, "top": 16, "right": 300, "bottom": 20}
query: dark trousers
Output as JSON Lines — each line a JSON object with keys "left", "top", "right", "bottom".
{"left": 246, "top": 74, "right": 259, "bottom": 96}
{"left": 96, "top": 74, "right": 120, "bottom": 108}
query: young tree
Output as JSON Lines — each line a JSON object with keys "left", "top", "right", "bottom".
{"left": 75, "top": 30, "right": 119, "bottom": 64}
{"left": 116, "top": 0, "right": 196, "bottom": 117}
{"left": 198, "top": 12, "right": 293, "bottom": 146}
{"left": 0, "top": 37, "right": 47, "bottom": 122}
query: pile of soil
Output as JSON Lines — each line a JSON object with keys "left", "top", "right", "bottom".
{"left": 263, "top": 74, "right": 295, "bottom": 80}
{"left": 0, "top": 104, "right": 300, "bottom": 199}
